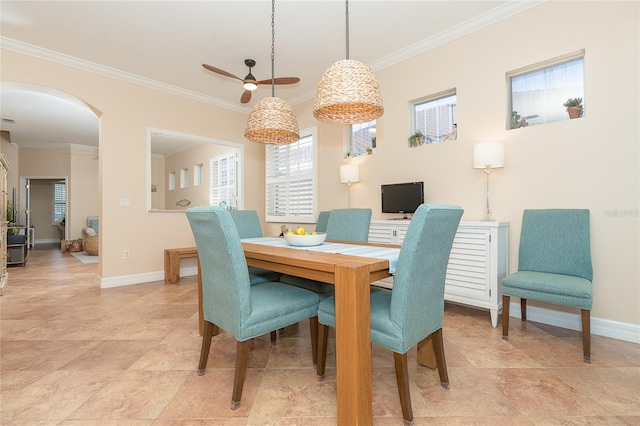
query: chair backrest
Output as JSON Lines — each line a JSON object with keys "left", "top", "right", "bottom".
{"left": 390, "top": 204, "right": 463, "bottom": 348}
{"left": 315, "top": 211, "right": 330, "bottom": 233}
{"left": 518, "top": 209, "right": 593, "bottom": 281}
{"left": 228, "top": 210, "right": 263, "bottom": 239}
{"left": 186, "top": 206, "right": 252, "bottom": 337}
{"left": 325, "top": 208, "right": 372, "bottom": 242}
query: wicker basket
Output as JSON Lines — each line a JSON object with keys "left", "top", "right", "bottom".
{"left": 313, "top": 59, "right": 384, "bottom": 124}
{"left": 85, "top": 235, "right": 99, "bottom": 256}
{"left": 245, "top": 97, "right": 299, "bottom": 145}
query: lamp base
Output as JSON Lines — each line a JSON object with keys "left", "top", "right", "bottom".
{"left": 482, "top": 208, "right": 495, "bottom": 222}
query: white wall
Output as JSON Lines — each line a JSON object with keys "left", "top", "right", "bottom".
{"left": 0, "top": 1, "right": 637, "bottom": 329}
{"left": 292, "top": 1, "right": 640, "bottom": 326}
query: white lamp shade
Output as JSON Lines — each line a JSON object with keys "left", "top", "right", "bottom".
{"left": 340, "top": 164, "right": 360, "bottom": 183}
{"left": 473, "top": 141, "right": 504, "bottom": 169}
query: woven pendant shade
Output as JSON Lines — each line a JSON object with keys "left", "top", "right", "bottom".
{"left": 313, "top": 59, "right": 384, "bottom": 124}
{"left": 245, "top": 96, "right": 299, "bottom": 145}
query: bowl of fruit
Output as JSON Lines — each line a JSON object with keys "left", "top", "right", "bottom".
{"left": 284, "top": 227, "right": 327, "bottom": 247}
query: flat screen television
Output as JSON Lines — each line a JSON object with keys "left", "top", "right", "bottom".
{"left": 381, "top": 181, "right": 424, "bottom": 218}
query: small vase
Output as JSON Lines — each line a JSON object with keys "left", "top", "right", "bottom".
{"left": 567, "top": 106, "right": 582, "bottom": 119}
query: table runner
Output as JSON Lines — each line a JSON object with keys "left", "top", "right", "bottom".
{"left": 242, "top": 237, "right": 400, "bottom": 274}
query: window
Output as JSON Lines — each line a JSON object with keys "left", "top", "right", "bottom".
{"left": 412, "top": 90, "right": 457, "bottom": 145}
{"left": 210, "top": 151, "right": 236, "bottom": 208}
{"left": 180, "top": 168, "right": 188, "bottom": 188}
{"left": 194, "top": 163, "right": 203, "bottom": 186}
{"left": 168, "top": 172, "right": 176, "bottom": 191}
{"left": 350, "top": 120, "right": 376, "bottom": 157}
{"left": 508, "top": 52, "right": 584, "bottom": 128}
{"left": 53, "top": 181, "right": 66, "bottom": 224}
{"left": 265, "top": 129, "right": 317, "bottom": 223}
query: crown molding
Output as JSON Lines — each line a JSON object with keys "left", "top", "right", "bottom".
{"left": 369, "top": 0, "right": 545, "bottom": 72}
{"left": 15, "top": 142, "right": 73, "bottom": 150}
{"left": 288, "top": 0, "right": 545, "bottom": 106}
{"left": 2, "top": 1, "right": 545, "bottom": 110}
{"left": 0, "top": 37, "right": 248, "bottom": 114}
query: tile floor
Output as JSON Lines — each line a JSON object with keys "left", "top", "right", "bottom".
{"left": 1, "top": 245, "right": 639, "bottom": 425}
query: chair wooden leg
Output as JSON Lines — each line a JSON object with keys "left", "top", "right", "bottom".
{"left": 502, "top": 295, "right": 510, "bottom": 341}
{"left": 432, "top": 328, "right": 450, "bottom": 389}
{"left": 309, "top": 316, "right": 318, "bottom": 365}
{"left": 581, "top": 309, "right": 591, "bottom": 363}
{"left": 393, "top": 352, "right": 413, "bottom": 425}
{"left": 197, "top": 320, "right": 215, "bottom": 375}
{"left": 521, "top": 298, "right": 527, "bottom": 321}
{"left": 270, "top": 330, "right": 277, "bottom": 343}
{"left": 231, "top": 340, "right": 251, "bottom": 410}
{"left": 316, "top": 323, "right": 329, "bottom": 381}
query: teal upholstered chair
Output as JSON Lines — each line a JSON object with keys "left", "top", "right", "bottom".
{"left": 228, "top": 210, "right": 282, "bottom": 286}
{"left": 316, "top": 204, "right": 463, "bottom": 425}
{"left": 186, "top": 206, "right": 320, "bottom": 409}
{"left": 279, "top": 208, "right": 372, "bottom": 363}
{"left": 502, "top": 209, "right": 593, "bottom": 363}
{"left": 324, "top": 208, "right": 372, "bottom": 242}
{"left": 279, "top": 208, "right": 373, "bottom": 297}
{"left": 315, "top": 210, "right": 330, "bottom": 233}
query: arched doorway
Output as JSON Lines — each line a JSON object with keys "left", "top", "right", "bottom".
{"left": 0, "top": 82, "right": 100, "bottom": 257}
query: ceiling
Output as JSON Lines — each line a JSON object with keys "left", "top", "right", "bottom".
{"left": 0, "top": 1, "right": 542, "bottom": 151}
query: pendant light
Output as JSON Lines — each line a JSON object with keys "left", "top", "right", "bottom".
{"left": 245, "top": 0, "right": 299, "bottom": 145}
{"left": 313, "top": 0, "right": 384, "bottom": 124}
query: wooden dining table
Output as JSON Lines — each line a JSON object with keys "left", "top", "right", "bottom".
{"left": 195, "top": 239, "right": 438, "bottom": 425}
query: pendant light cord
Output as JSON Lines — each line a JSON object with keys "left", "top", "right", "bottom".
{"left": 345, "top": 0, "right": 349, "bottom": 59}
{"left": 271, "top": 0, "right": 275, "bottom": 97}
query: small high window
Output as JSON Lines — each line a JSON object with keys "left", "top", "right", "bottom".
{"left": 180, "top": 168, "right": 188, "bottom": 189}
{"left": 194, "top": 163, "right": 203, "bottom": 186}
{"left": 508, "top": 51, "right": 585, "bottom": 129}
{"left": 412, "top": 90, "right": 457, "bottom": 146}
{"left": 168, "top": 172, "right": 176, "bottom": 191}
{"left": 350, "top": 120, "right": 376, "bottom": 157}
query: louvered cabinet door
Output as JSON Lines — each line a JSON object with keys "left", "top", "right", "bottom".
{"left": 444, "top": 222, "right": 509, "bottom": 327}
{"left": 368, "top": 220, "right": 509, "bottom": 327}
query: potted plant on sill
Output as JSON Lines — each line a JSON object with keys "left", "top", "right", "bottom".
{"left": 408, "top": 130, "right": 424, "bottom": 148}
{"left": 563, "top": 97, "right": 583, "bottom": 119}
{"left": 365, "top": 147, "right": 373, "bottom": 155}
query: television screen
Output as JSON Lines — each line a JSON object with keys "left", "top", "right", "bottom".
{"left": 381, "top": 182, "right": 424, "bottom": 216}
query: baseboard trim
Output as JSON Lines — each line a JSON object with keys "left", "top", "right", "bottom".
{"left": 100, "top": 266, "right": 197, "bottom": 289}
{"left": 509, "top": 302, "right": 640, "bottom": 344}
{"left": 99, "top": 272, "right": 639, "bottom": 344}
{"left": 35, "top": 238, "right": 60, "bottom": 244}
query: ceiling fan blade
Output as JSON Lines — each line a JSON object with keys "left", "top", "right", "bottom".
{"left": 240, "top": 90, "right": 252, "bottom": 104}
{"left": 256, "top": 77, "right": 300, "bottom": 85}
{"left": 202, "top": 64, "right": 242, "bottom": 81}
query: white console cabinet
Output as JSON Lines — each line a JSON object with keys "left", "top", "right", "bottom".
{"left": 369, "top": 220, "right": 509, "bottom": 327}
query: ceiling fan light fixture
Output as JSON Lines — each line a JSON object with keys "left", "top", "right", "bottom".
{"left": 243, "top": 72, "right": 258, "bottom": 91}
{"left": 245, "top": 96, "right": 299, "bottom": 145}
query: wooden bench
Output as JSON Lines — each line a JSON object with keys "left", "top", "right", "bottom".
{"left": 164, "top": 247, "right": 198, "bottom": 283}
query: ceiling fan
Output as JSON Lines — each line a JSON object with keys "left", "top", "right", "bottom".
{"left": 202, "top": 59, "right": 300, "bottom": 104}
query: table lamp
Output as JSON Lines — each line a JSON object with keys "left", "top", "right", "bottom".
{"left": 473, "top": 141, "right": 504, "bottom": 221}
{"left": 340, "top": 164, "right": 360, "bottom": 208}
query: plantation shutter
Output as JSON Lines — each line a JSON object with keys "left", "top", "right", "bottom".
{"left": 265, "top": 132, "right": 316, "bottom": 223}
{"left": 210, "top": 151, "right": 237, "bottom": 208}
{"left": 53, "top": 181, "right": 66, "bottom": 224}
